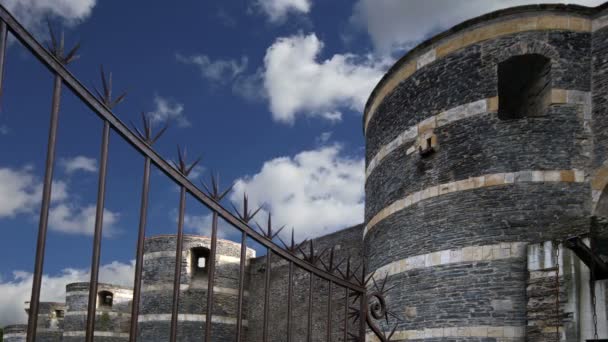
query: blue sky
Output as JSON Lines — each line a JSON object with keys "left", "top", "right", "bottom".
{"left": 0, "top": 0, "right": 605, "bottom": 326}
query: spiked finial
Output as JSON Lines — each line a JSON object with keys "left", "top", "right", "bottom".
{"left": 46, "top": 20, "right": 80, "bottom": 65}
{"left": 94, "top": 65, "right": 127, "bottom": 109}
{"left": 297, "top": 240, "right": 329, "bottom": 266}
{"left": 172, "top": 145, "right": 201, "bottom": 176}
{"left": 132, "top": 112, "right": 168, "bottom": 146}
{"left": 231, "top": 193, "right": 262, "bottom": 223}
{"left": 201, "top": 172, "right": 233, "bottom": 202}
{"left": 278, "top": 228, "right": 308, "bottom": 254}
{"left": 255, "top": 212, "right": 285, "bottom": 241}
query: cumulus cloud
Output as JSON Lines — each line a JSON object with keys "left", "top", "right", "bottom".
{"left": 148, "top": 95, "right": 189, "bottom": 128}
{"left": 60, "top": 155, "right": 97, "bottom": 174}
{"left": 0, "top": 165, "right": 119, "bottom": 236}
{"left": 48, "top": 204, "right": 119, "bottom": 236}
{"left": 263, "top": 33, "right": 387, "bottom": 124}
{"left": 257, "top": 0, "right": 311, "bottom": 22}
{"left": 230, "top": 144, "right": 364, "bottom": 240}
{"left": 183, "top": 213, "right": 232, "bottom": 238}
{"left": 0, "top": 260, "right": 134, "bottom": 326}
{"left": 0, "top": 167, "right": 67, "bottom": 218}
{"left": 0, "top": 0, "right": 96, "bottom": 37}
{"left": 351, "top": 0, "right": 606, "bottom": 54}
{"left": 176, "top": 53, "right": 248, "bottom": 83}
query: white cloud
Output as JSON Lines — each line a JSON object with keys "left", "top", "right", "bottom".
{"left": 263, "top": 33, "right": 387, "bottom": 124}
{"left": 0, "top": 165, "right": 119, "bottom": 236}
{"left": 183, "top": 213, "right": 232, "bottom": 238}
{"left": 0, "top": 260, "right": 134, "bottom": 327}
{"left": 230, "top": 144, "right": 364, "bottom": 240}
{"left": 0, "top": 0, "right": 96, "bottom": 37}
{"left": 257, "top": 0, "right": 311, "bottom": 22}
{"left": 0, "top": 167, "right": 67, "bottom": 218}
{"left": 60, "top": 155, "right": 97, "bottom": 174}
{"left": 351, "top": 0, "right": 606, "bottom": 54}
{"left": 315, "top": 131, "right": 333, "bottom": 144}
{"left": 176, "top": 53, "right": 248, "bottom": 83}
{"left": 148, "top": 95, "right": 189, "bottom": 128}
{"left": 48, "top": 204, "right": 119, "bottom": 236}
{"left": 0, "top": 125, "right": 8, "bottom": 135}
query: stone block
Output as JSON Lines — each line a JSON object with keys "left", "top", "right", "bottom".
{"left": 437, "top": 35, "right": 464, "bottom": 57}
{"left": 560, "top": 170, "right": 575, "bottom": 182}
{"left": 485, "top": 173, "right": 505, "bottom": 187}
{"left": 488, "top": 96, "right": 499, "bottom": 112}
{"left": 417, "top": 49, "right": 437, "bottom": 69}
{"left": 551, "top": 89, "right": 568, "bottom": 104}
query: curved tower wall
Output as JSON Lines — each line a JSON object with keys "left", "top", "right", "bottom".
{"left": 364, "top": 4, "right": 608, "bottom": 341}
{"left": 137, "top": 235, "right": 255, "bottom": 341}
{"left": 63, "top": 282, "right": 132, "bottom": 341}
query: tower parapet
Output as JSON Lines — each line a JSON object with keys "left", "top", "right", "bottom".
{"left": 364, "top": 3, "right": 608, "bottom": 341}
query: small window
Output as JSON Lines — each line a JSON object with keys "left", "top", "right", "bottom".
{"left": 55, "top": 310, "right": 64, "bottom": 318}
{"left": 191, "top": 247, "right": 210, "bottom": 279}
{"left": 98, "top": 291, "right": 113, "bottom": 308}
{"left": 498, "top": 54, "right": 551, "bottom": 120}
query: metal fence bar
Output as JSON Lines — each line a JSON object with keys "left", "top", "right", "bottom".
{"left": 0, "top": 3, "right": 365, "bottom": 291}
{"left": 170, "top": 186, "right": 187, "bottom": 342}
{"left": 343, "top": 287, "right": 349, "bottom": 342}
{"left": 263, "top": 249, "right": 272, "bottom": 341}
{"left": 287, "top": 261, "right": 293, "bottom": 342}
{"left": 0, "top": 20, "right": 8, "bottom": 106}
{"left": 327, "top": 281, "right": 333, "bottom": 342}
{"left": 204, "top": 211, "right": 219, "bottom": 341}
{"left": 129, "top": 156, "right": 151, "bottom": 342}
{"left": 85, "top": 120, "right": 111, "bottom": 341}
{"left": 235, "top": 231, "right": 248, "bottom": 341}
{"left": 307, "top": 272, "right": 314, "bottom": 342}
{"left": 26, "top": 73, "right": 63, "bottom": 342}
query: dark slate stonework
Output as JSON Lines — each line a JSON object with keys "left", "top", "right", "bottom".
{"left": 366, "top": 184, "right": 590, "bottom": 272}
{"left": 245, "top": 225, "right": 364, "bottom": 342}
{"left": 365, "top": 105, "right": 588, "bottom": 221}
{"left": 376, "top": 259, "right": 527, "bottom": 332}
{"left": 365, "top": 30, "right": 591, "bottom": 163}
{"left": 592, "top": 25, "right": 608, "bottom": 168}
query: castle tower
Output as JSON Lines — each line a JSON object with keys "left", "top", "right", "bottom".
{"left": 137, "top": 235, "right": 255, "bottom": 341}
{"left": 63, "top": 282, "right": 132, "bottom": 341}
{"left": 363, "top": 3, "right": 608, "bottom": 341}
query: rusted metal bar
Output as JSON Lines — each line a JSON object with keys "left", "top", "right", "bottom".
{"left": 359, "top": 282, "right": 367, "bottom": 341}
{"left": 235, "top": 231, "right": 247, "bottom": 341}
{"left": 287, "top": 261, "right": 293, "bottom": 342}
{"left": 263, "top": 249, "right": 272, "bottom": 341}
{"left": 0, "top": 20, "right": 8, "bottom": 107}
{"left": 204, "top": 211, "right": 219, "bottom": 341}
{"left": 26, "top": 74, "right": 62, "bottom": 342}
{"left": 327, "top": 281, "right": 333, "bottom": 342}
{"left": 343, "top": 287, "right": 349, "bottom": 342}
{"left": 0, "top": 3, "right": 365, "bottom": 291}
{"left": 170, "top": 186, "right": 187, "bottom": 342}
{"left": 308, "top": 272, "right": 314, "bottom": 342}
{"left": 85, "top": 120, "right": 110, "bottom": 342}
{"left": 129, "top": 156, "right": 151, "bottom": 342}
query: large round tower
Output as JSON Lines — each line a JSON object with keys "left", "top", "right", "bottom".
{"left": 364, "top": 3, "right": 608, "bottom": 341}
{"left": 137, "top": 235, "right": 255, "bottom": 341}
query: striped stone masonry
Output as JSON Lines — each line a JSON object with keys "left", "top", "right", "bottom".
{"left": 371, "top": 242, "right": 527, "bottom": 278}
{"left": 140, "top": 283, "right": 248, "bottom": 296}
{"left": 364, "top": 12, "right": 608, "bottom": 131}
{"left": 137, "top": 314, "right": 247, "bottom": 326}
{"left": 366, "top": 325, "right": 526, "bottom": 341}
{"left": 364, "top": 169, "right": 585, "bottom": 237}
{"left": 63, "top": 331, "right": 130, "bottom": 337}
{"left": 366, "top": 90, "right": 591, "bottom": 179}
{"left": 143, "top": 251, "right": 242, "bottom": 264}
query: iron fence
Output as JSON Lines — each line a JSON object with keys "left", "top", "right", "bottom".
{"left": 0, "top": 4, "right": 401, "bottom": 341}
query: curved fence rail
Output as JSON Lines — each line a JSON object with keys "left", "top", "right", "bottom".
{"left": 0, "top": 4, "right": 395, "bottom": 342}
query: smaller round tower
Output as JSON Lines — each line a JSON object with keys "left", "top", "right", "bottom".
{"left": 137, "top": 235, "right": 255, "bottom": 342}
{"left": 2, "top": 325, "right": 27, "bottom": 342}
{"left": 63, "top": 282, "right": 132, "bottom": 341}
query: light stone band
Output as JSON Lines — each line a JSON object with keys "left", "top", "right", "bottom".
{"left": 366, "top": 90, "right": 590, "bottom": 179}
{"left": 63, "top": 331, "right": 130, "bottom": 337}
{"left": 371, "top": 242, "right": 527, "bottom": 279}
{"left": 141, "top": 283, "right": 248, "bottom": 296}
{"left": 366, "top": 325, "right": 525, "bottom": 341}
{"left": 143, "top": 251, "right": 241, "bottom": 264}
{"left": 138, "top": 314, "right": 247, "bottom": 326}
{"left": 364, "top": 169, "right": 585, "bottom": 237}
{"left": 364, "top": 12, "right": 606, "bottom": 131}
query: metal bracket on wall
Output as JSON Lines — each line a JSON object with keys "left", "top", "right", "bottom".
{"left": 563, "top": 236, "right": 608, "bottom": 280}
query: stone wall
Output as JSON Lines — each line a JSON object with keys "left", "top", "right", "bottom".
{"left": 363, "top": 4, "right": 608, "bottom": 341}
{"left": 246, "top": 224, "right": 364, "bottom": 342}
{"left": 137, "top": 235, "right": 255, "bottom": 342}
{"left": 63, "top": 282, "right": 132, "bottom": 342}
